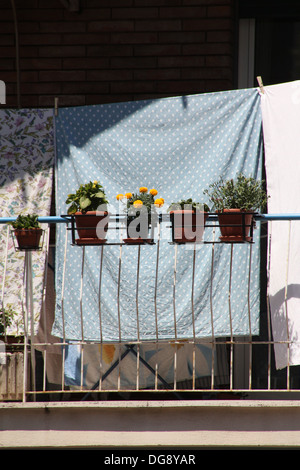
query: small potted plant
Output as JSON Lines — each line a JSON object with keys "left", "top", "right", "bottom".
{"left": 10, "top": 214, "right": 43, "bottom": 250}
{"left": 116, "top": 187, "right": 164, "bottom": 243}
{"left": 168, "top": 199, "right": 210, "bottom": 243}
{"left": 65, "top": 180, "right": 109, "bottom": 244}
{"left": 0, "top": 305, "right": 17, "bottom": 337}
{"left": 203, "top": 173, "right": 268, "bottom": 242}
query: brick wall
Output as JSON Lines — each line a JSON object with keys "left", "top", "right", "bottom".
{"left": 1, "top": 0, "right": 236, "bottom": 108}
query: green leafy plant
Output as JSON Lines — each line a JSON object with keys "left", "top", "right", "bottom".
{"left": 0, "top": 305, "right": 17, "bottom": 335}
{"left": 203, "top": 173, "right": 268, "bottom": 212}
{"left": 10, "top": 214, "right": 40, "bottom": 229}
{"left": 66, "top": 180, "right": 108, "bottom": 214}
{"left": 168, "top": 198, "right": 210, "bottom": 213}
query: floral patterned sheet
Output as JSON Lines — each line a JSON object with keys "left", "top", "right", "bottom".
{"left": 0, "top": 109, "right": 54, "bottom": 336}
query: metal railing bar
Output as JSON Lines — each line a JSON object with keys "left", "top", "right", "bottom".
{"left": 60, "top": 228, "right": 69, "bottom": 392}
{"left": 0, "top": 213, "right": 300, "bottom": 225}
{"left": 136, "top": 245, "right": 141, "bottom": 343}
{"left": 3, "top": 213, "right": 300, "bottom": 398}
{"left": 117, "top": 244, "right": 122, "bottom": 343}
{"left": 1, "top": 226, "right": 10, "bottom": 340}
{"left": 228, "top": 244, "right": 234, "bottom": 390}
{"left": 98, "top": 245, "right": 104, "bottom": 344}
{"left": 210, "top": 223, "right": 216, "bottom": 389}
{"left": 284, "top": 220, "right": 292, "bottom": 391}
{"left": 247, "top": 243, "right": 253, "bottom": 390}
{"left": 173, "top": 243, "right": 178, "bottom": 340}
{"left": 266, "top": 222, "right": 273, "bottom": 390}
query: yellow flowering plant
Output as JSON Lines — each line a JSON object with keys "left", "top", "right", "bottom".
{"left": 116, "top": 187, "right": 164, "bottom": 219}
{"left": 66, "top": 180, "right": 108, "bottom": 214}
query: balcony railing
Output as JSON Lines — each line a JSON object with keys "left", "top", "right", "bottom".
{"left": 1, "top": 213, "right": 300, "bottom": 402}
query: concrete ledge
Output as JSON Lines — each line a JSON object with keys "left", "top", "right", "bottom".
{"left": 1, "top": 400, "right": 300, "bottom": 448}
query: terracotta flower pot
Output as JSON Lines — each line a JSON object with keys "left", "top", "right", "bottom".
{"left": 123, "top": 214, "right": 153, "bottom": 244}
{"left": 217, "top": 209, "right": 254, "bottom": 242}
{"left": 75, "top": 211, "right": 109, "bottom": 243}
{"left": 170, "top": 210, "right": 208, "bottom": 243}
{"left": 14, "top": 228, "right": 43, "bottom": 250}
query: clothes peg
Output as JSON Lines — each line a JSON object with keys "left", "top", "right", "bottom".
{"left": 54, "top": 97, "right": 59, "bottom": 116}
{"left": 256, "top": 76, "right": 264, "bottom": 94}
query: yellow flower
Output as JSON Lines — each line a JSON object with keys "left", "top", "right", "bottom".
{"left": 125, "top": 192, "right": 132, "bottom": 199}
{"left": 154, "top": 198, "right": 164, "bottom": 207}
{"left": 139, "top": 187, "right": 148, "bottom": 193}
{"left": 116, "top": 194, "right": 124, "bottom": 200}
{"left": 133, "top": 200, "right": 143, "bottom": 207}
{"left": 150, "top": 188, "right": 158, "bottom": 196}
{"left": 93, "top": 180, "right": 98, "bottom": 185}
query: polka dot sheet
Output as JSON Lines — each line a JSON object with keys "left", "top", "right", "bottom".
{"left": 53, "top": 89, "right": 263, "bottom": 342}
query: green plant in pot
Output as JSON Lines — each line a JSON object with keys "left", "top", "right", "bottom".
{"left": 168, "top": 199, "right": 210, "bottom": 243}
{"left": 203, "top": 173, "right": 268, "bottom": 242}
{"left": 116, "top": 187, "right": 164, "bottom": 243}
{"left": 66, "top": 181, "right": 109, "bottom": 244}
{"left": 10, "top": 214, "right": 43, "bottom": 250}
{"left": 0, "top": 305, "right": 16, "bottom": 336}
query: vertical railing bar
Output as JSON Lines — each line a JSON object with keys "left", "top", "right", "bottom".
{"left": 117, "top": 244, "right": 122, "bottom": 342}
{"left": 191, "top": 246, "right": 196, "bottom": 390}
{"left": 0, "top": 226, "right": 9, "bottom": 340}
{"left": 136, "top": 246, "right": 141, "bottom": 390}
{"left": 192, "top": 344, "right": 196, "bottom": 390}
{"left": 99, "top": 344, "right": 103, "bottom": 391}
{"left": 98, "top": 245, "right": 104, "bottom": 343}
{"left": 41, "top": 228, "right": 50, "bottom": 392}
{"left": 27, "top": 251, "right": 36, "bottom": 400}
{"left": 247, "top": 242, "right": 253, "bottom": 390}
{"left": 173, "top": 243, "right": 178, "bottom": 340}
{"left": 117, "top": 343, "right": 121, "bottom": 392}
{"left": 174, "top": 344, "right": 177, "bottom": 391}
{"left": 98, "top": 245, "right": 104, "bottom": 391}
{"left": 284, "top": 220, "right": 292, "bottom": 391}
{"left": 79, "top": 246, "right": 85, "bottom": 342}
{"left": 210, "top": 223, "right": 216, "bottom": 390}
{"left": 266, "top": 222, "right": 273, "bottom": 390}
{"left": 136, "top": 343, "right": 140, "bottom": 391}
{"left": 60, "top": 225, "right": 69, "bottom": 392}
{"left": 228, "top": 244, "right": 234, "bottom": 391}
{"left": 191, "top": 246, "right": 196, "bottom": 340}
{"left": 154, "top": 219, "right": 161, "bottom": 390}
{"left": 22, "top": 253, "right": 28, "bottom": 402}
{"left": 80, "top": 343, "right": 84, "bottom": 391}
{"left": 173, "top": 241, "right": 178, "bottom": 390}
{"left": 136, "top": 245, "right": 141, "bottom": 343}
{"left": 79, "top": 246, "right": 85, "bottom": 390}
{"left": 117, "top": 244, "right": 123, "bottom": 391}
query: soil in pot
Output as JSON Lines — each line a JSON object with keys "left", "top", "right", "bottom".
{"left": 218, "top": 209, "right": 254, "bottom": 242}
{"left": 170, "top": 210, "right": 208, "bottom": 243}
{"left": 75, "top": 211, "right": 109, "bottom": 244}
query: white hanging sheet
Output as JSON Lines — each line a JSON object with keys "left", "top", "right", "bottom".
{"left": 261, "top": 80, "right": 300, "bottom": 369}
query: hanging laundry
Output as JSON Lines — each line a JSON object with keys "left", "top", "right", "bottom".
{"left": 53, "top": 89, "right": 263, "bottom": 343}
{"left": 0, "top": 108, "right": 54, "bottom": 335}
{"left": 261, "top": 80, "right": 300, "bottom": 369}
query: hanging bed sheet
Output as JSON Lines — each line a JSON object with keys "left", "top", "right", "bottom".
{"left": 53, "top": 88, "right": 263, "bottom": 344}
{"left": 261, "top": 80, "right": 300, "bottom": 369}
{"left": 0, "top": 108, "right": 54, "bottom": 335}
